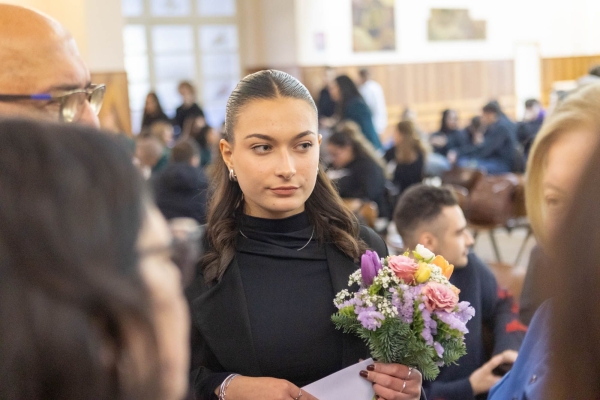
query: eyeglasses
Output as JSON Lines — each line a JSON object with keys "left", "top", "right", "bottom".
{"left": 0, "top": 84, "right": 106, "bottom": 123}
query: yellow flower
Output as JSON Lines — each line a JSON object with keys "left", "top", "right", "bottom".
{"left": 415, "top": 262, "right": 432, "bottom": 284}
{"left": 432, "top": 255, "right": 454, "bottom": 280}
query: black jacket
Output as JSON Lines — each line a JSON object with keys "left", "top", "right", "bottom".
{"left": 152, "top": 162, "right": 209, "bottom": 224}
{"left": 174, "top": 103, "right": 205, "bottom": 132}
{"left": 186, "top": 226, "right": 428, "bottom": 399}
{"left": 459, "top": 121, "right": 516, "bottom": 168}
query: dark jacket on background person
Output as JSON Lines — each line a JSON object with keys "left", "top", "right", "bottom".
{"left": 342, "top": 97, "right": 382, "bottom": 150}
{"left": 317, "top": 87, "right": 336, "bottom": 118}
{"left": 152, "top": 162, "right": 209, "bottom": 224}
{"left": 516, "top": 115, "right": 544, "bottom": 158}
{"left": 384, "top": 148, "right": 424, "bottom": 196}
{"left": 458, "top": 121, "right": 516, "bottom": 169}
{"left": 330, "top": 156, "right": 388, "bottom": 218}
{"left": 141, "top": 112, "right": 171, "bottom": 130}
{"left": 423, "top": 254, "right": 526, "bottom": 400}
{"left": 499, "top": 114, "right": 518, "bottom": 143}
{"left": 174, "top": 103, "right": 205, "bottom": 133}
{"left": 430, "top": 129, "right": 469, "bottom": 156}
{"left": 151, "top": 149, "right": 170, "bottom": 175}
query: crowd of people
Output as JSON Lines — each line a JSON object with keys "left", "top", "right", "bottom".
{"left": 2, "top": 4, "right": 600, "bottom": 400}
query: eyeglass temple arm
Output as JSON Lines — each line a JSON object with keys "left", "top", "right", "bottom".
{"left": 0, "top": 94, "right": 53, "bottom": 101}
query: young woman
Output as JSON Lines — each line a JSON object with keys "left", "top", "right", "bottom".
{"left": 430, "top": 109, "right": 467, "bottom": 157}
{"left": 328, "top": 74, "right": 383, "bottom": 151}
{"left": 326, "top": 120, "right": 389, "bottom": 219}
{"left": 187, "top": 70, "right": 424, "bottom": 400}
{"left": 488, "top": 83, "right": 600, "bottom": 399}
{"left": 0, "top": 119, "right": 189, "bottom": 400}
{"left": 384, "top": 120, "right": 426, "bottom": 197}
{"left": 141, "top": 92, "right": 171, "bottom": 130}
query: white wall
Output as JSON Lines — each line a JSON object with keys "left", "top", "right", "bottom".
{"left": 0, "top": 0, "right": 125, "bottom": 72}
{"left": 295, "top": 0, "right": 600, "bottom": 67}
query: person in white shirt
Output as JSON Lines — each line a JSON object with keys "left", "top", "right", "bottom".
{"left": 358, "top": 68, "right": 388, "bottom": 136}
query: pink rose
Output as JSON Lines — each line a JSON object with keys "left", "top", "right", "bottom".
{"left": 422, "top": 282, "right": 459, "bottom": 312}
{"left": 387, "top": 255, "right": 419, "bottom": 284}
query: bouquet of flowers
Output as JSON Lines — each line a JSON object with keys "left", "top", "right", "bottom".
{"left": 332, "top": 245, "right": 475, "bottom": 380}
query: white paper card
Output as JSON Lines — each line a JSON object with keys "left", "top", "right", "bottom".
{"left": 302, "top": 358, "right": 375, "bottom": 400}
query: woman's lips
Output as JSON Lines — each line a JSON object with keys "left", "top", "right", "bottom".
{"left": 270, "top": 186, "right": 299, "bottom": 196}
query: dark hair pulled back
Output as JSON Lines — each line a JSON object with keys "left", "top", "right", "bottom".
{"left": 202, "top": 70, "right": 367, "bottom": 283}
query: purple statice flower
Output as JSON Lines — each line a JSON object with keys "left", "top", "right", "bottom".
{"left": 420, "top": 307, "right": 436, "bottom": 345}
{"left": 337, "top": 296, "right": 362, "bottom": 310}
{"left": 455, "top": 301, "right": 476, "bottom": 323}
{"left": 434, "top": 310, "right": 469, "bottom": 334}
{"left": 361, "top": 250, "right": 382, "bottom": 286}
{"left": 356, "top": 305, "right": 385, "bottom": 331}
{"left": 433, "top": 342, "right": 444, "bottom": 358}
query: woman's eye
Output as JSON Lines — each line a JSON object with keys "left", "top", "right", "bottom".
{"left": 297, "top": 142, "right": 313, "bottom": 151}
{"left": 252, "top": 144, "right": 271, "bottom": 153}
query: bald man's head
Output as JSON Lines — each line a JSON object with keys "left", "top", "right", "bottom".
{"left": 0, "top": 5, "right": 99, "bottom": 127}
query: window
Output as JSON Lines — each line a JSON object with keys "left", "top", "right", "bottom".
{"left": 122, "top": 0, "right": 239, "bottom": 133}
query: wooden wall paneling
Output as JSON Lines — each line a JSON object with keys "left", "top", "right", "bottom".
{"left": 540, "top": 55, "right": 600, "bottom": 106}
{"left": 289, "top": 60, "right": 516, "bottom": 134}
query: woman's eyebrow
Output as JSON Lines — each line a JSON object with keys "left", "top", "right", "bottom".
{"left": 244, "top": 130, "right": 316, "bottom": 141}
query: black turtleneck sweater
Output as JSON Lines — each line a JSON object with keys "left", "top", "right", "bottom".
{"left": 236, "top": 212, "right": 344, "bottom": 387}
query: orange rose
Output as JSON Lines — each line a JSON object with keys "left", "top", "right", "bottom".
{"left": 432, "top": 255, "right": 454, "bottom": 280}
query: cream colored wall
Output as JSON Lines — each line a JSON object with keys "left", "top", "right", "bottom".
{"left": 239, "top": 0, "right": 297, "bottom": 69}
{"left": 0, "top": 0, "right": 125, "bottom": 72}
{"left": 295, "top": 0, "right": 600, "bottom": 66}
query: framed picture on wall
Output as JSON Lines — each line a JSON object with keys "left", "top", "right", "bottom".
{"left": 428, "top": 9, "right": 487, "bottom": 41}
{"left": 352, "top": 0, "right": 396, "bottom": 52}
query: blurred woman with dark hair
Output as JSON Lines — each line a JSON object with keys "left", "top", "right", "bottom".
{"left": 141, "top": 92, "right": 171, "bottom": 130}
{"left": 430, "top": 109, "right": 467, "bottom": 157}
{"left": 327, "top": 120, "right": 389, "bottom": 218}
{"left": 0, "top": 119, "right": 190, "bottom": 400}
{"left": 328, "top": 74, "right": 383, "bottom": 150}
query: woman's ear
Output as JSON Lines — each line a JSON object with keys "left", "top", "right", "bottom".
{"left": 220, "top": 139, "right": 233, "bottom": 169}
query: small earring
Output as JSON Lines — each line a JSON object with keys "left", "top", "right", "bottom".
{"left": 229, "top": 169, "right": 237, "bottom": 182}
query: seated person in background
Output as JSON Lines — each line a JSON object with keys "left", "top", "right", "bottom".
{"left": 185, "top": 115, "right": 220, "bottom": 168}
{"left": 0, "top": 119, "right": 189, "bottom": 400}
{"left": 394, "top": 184, "right": 525, "bottom": 400}
{"left": 152, "top": 138, "right": 209, "bottom": 224}
{"left": 317, "top": 66, "right": 337, "bottom": 120}
{"left": 516, "top": 99, "right": 544, "bottom": 158}
{"left": 384, "top": 120, "right": 425, "bottom": 199}
{"left": 327, "top": 75, "right": 383, "bottom": 150}
{"left": 149, "top": 120, "right": 175, "bottom": 148}
{"left": 430, "top": 109, "right": 468, "bottom": 157}
{"left": 174, "top": 81, "right": 204, "bottom": 136}
{"left": 326, "top": 120, "right": 389, "bottom": 218}
{"left": 457, "top": 103, "right": 517, "bottom": 174}
{"left": 401, "top": 107, "right": 450, "bottom": 176}
{"left": 486, "top": 100, "right": 517, "bottom": 141}
{"left": 136, "top": 135, "right": 169, "bottom": 177}
{"left": 141, "top": 92, "right": 171, "bottom": 130}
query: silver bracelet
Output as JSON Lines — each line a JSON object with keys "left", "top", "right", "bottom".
{"left": 218, "top": 374, "right": 239, "bottom": 400}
